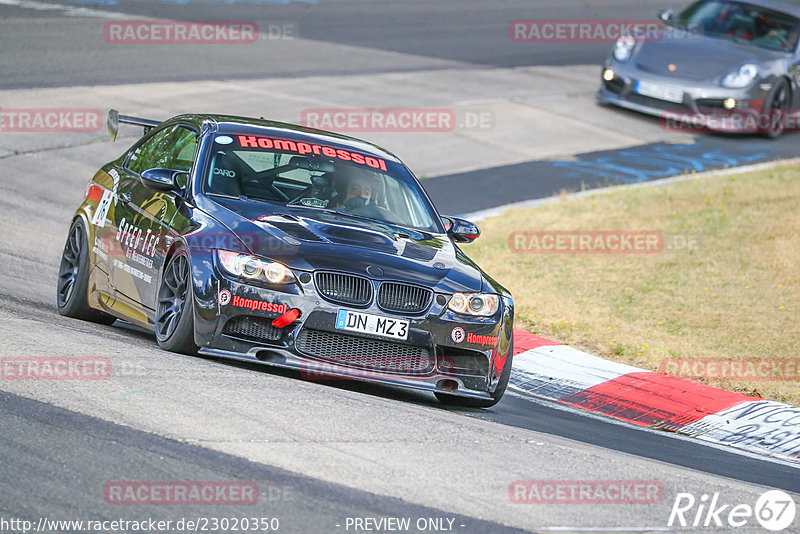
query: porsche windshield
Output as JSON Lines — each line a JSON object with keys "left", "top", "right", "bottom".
{"left": 676, "top": 0, "right": 800, "bottom": 51}
{"left": 204, "top": 134, "right": 440, "bottom": 232}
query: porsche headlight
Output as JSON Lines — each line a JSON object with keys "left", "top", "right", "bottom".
{"left": 217, "top": 250, "right": 295, "bottom": 284}
{"left": 612, "top": 35, "right": 636, "bottom": 62}
{"left": 721, "top": 64, "right": 758, "bottom": 88}
{"left": 448, "top": 293, "right": 500, "bottom": 317}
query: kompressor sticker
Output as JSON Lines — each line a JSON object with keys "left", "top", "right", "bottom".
{"left": 227, "top": 295, "right": 288, "bottom": 314}
{"left": 467, "top": 333, "right": 498, "bottom": 346}
{"left": 236, "top": 135, "right": 388, "bottom": 171}
{"left": 451, "top": 327, "right": 497, "bottom": 346}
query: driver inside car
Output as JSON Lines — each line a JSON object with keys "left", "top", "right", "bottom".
{"left": 329, "top": 167, "right": 376, "bottom": 212}
{"left": 340, "top": 179, "right": 372, "bottom": 210}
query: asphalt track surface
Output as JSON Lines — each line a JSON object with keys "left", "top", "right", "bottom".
{"left": 0, "top": 0, "right": 689, "bottom": 89}
{"left": 1, "top": 0, "right": 800, "bottom": 532}
{"left": 0, "top": 391, "right": 525, "bottom": 534}
{"left": 427, "top": 135, "right": 800, "bottom": 216}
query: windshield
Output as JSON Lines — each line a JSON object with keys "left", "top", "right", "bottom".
{"left": 676, "top": 0, "right": 800, "bottom": 51}
{"left": 203, "top": 134, "right": 441, "bottom": 232}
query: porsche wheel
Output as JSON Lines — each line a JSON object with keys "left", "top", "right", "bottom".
{"left": 56, "top": 218, "right": 116, "bottom": 324}
{"left": 155, "top": 249, "right": 198, "bottom": 354}
{"left": 435, "top": 338, "right": 513, "bottom": 408}
{"left": 761, "top": 79, "right": 791, "bottom": 139}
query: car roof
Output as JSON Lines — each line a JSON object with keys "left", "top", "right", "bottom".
{"left": 167, "top": 113, "right": 404, "bottom": 164}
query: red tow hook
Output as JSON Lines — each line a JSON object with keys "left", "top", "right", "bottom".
{"left": 272, "top": 308, "right": 300, "bottom": 328}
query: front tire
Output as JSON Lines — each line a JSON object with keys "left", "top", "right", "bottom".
{"left": 761, "top": 79, "right": 791, "bottom": 139}
{"left": 435, "top": 338, "right": 514, "bottom": 408}
{"left": 155, "top": 249, "right": 198, "bottom": 355}
{"left": 56, "top": 218, "right": 116, "bottom": 324}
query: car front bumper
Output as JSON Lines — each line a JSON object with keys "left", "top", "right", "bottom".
{"left": 189, "top": 255, "right": 514, "bottom": 400}
{"left": 596, "top": 61, "right": 774, "bottom": 133}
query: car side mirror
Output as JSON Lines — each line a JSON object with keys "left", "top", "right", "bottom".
{"left": 140, "top": 168, "right": 186, "bottom": 192}
{"left": 659, "top": 8, "right": 674, "bottom": 24}
{"left": 443, "top": 216, "right": 480, "bottom": 243}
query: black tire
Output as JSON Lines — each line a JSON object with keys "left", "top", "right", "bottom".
{"left": 761, "top": 78, "right": 791, "bottom": 139}
{"left": 435, "top": 337, "right": 514, "bottom": 408}
{"left": 155, "top": 249, "right": 198, "bottom": 355}
{"left": 56, "top": 218, "right": 116, "bottom": 325}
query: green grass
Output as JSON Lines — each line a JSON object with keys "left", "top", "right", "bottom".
{"left": 463, "top": 163, "right": 800, "bottom": 405}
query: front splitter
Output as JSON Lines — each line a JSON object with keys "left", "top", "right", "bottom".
{"left": 198, "top": 347, "right": 494, "bottom": 400}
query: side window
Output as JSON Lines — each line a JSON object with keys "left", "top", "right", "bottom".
{"left": 127, "top": 125, "right": 198, "bottom": 175}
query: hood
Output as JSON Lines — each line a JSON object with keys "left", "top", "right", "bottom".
{"left": 633, "top": 32, "right": 781, "bottom": 81}
{"left": 196, "top": 195, "right": 485, "bottom": 294}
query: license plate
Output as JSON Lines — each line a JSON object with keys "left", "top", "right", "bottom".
{"left": 335, "top": 309, "right": 409, "bottom": 341}
{"left": 634, "top": 80, "right": 684, "bottom": 104}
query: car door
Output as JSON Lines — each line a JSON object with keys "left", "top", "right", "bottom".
{"left": 110, "top": 124, "right": 198, "bottom": 322}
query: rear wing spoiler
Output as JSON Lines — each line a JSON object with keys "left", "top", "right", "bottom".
{"left": 107, "top": 109, "right": 161, "bottom": 141}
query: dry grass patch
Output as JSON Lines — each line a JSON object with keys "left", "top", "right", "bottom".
{"left": 464, "top": 163, "right": 800, "bottom": 405}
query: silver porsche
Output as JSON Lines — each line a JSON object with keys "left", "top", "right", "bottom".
{"left": 597, "top": 0, "right": 800, "bottom": 137}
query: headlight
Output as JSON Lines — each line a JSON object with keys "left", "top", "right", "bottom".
{"left": 447, "top": 293, "right": 500, "bottom": 317}
{"left": 217, "top": 250, "right": 295, "bottom": 284}
{"left": 612, "top": 35, "right": 636, "bottom": 62}
{"left": 721, "top": 64, "right": 758, "bottom": 88}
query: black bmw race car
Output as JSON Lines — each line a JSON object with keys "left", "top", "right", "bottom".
{"left": 57, "top": 110, "right": 514, "bottom": 407}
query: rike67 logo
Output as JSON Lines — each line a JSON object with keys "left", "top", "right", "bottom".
{"left": 668, "top": 490, "right": 796, "bottom": 531}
